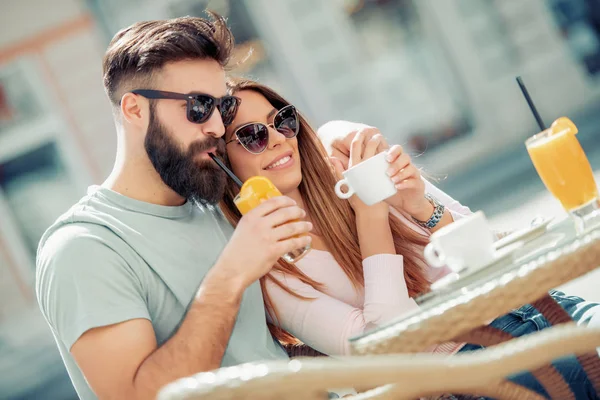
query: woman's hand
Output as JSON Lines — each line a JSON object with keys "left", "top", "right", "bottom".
{"left": 324, "top": 124, "right": 386, "bottom": 170}
{"left": 330, "top": 130, "right": 389, "bottom": 219}
{"left": 384, "top": 145, "right": 432, "bottom": 219}
{"left": 323, "top": 122, "right": 432, "bottom": 220}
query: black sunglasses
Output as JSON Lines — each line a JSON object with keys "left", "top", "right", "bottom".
{"left": 226, "top": 105, "right": 299, "bottom": 154}
{"left": 131, "top": 89, "right": 241, "bottom": 126}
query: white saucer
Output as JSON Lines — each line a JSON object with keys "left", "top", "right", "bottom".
{"left": 430, "top": 241, "right": 523, "bottom": 291}
{"left": 490, "top": 240, "right": 523, "bottom": 263}
{"left": 494, "top": 217, "right": 554, "bottom": 251}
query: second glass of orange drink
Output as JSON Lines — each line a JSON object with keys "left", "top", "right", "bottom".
{"left": 234, "top": 176, "right": 311, "bottom": 263}
{"left": 526, "top": 117, "right": 600, "bottom": 232}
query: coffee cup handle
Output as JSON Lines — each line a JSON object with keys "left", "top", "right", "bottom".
{"left": 424, "top": 243, "right": 447, "bottom": 268}
{"left": 335, "top": 179, "right": 354, "bottom": 199}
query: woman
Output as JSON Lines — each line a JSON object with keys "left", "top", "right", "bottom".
{"left": 220, "top": 78, "right": 599, "bottom": 398}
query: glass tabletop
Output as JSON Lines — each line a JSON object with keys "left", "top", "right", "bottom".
{"left": 349, "top": 216, "right": 600, "bottom": 344}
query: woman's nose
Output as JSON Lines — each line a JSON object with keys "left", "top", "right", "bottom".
{"left": 267, "top": 125, "right": 286, "bottom": 148}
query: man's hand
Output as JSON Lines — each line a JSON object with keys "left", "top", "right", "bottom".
{"left": 70, "top": 198, "right": 311, "bottom": 400}
{"left": 216, "top": 196, "right": 313, "bottom": 288}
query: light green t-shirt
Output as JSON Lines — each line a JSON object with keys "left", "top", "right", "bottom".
{"left": 35, "top": 186, "right": 287, "bottom": 400}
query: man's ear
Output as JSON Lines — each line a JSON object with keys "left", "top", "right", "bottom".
{"left": 120, "top": 92, "right": 147, "bottom": 128}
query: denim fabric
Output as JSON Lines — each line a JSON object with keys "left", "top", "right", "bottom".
{"left": 459, "top": 290, "right": 600, "bottom": 399}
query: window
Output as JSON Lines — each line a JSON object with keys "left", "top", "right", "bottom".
{"left": 0, "top": 60, "right": 83, "bottom": 265}
{"left": 0, "top": 66, "right": 43, "bottom": 133}
{"left": 0, "top": 142, "right": 76, "bottom": 256}
{"left": 343, "top": 0, "right": 473, "bottom": 152}
{"left": 548, "top": 0, "right": 600, "bottom": 75}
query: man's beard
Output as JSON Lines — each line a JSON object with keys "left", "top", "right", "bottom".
{"left": 144, "top": 109, "right": 227, "bottom": 205}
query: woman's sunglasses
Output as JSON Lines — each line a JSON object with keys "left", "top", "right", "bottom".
{"left": 131, "top": 89, "right": 241, "bottom": 126}
{"left": 226, "top": 105, "right": 299, "bottom": 154}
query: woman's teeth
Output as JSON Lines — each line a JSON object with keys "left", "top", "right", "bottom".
{"left": 266, "top": 156, "right": 291, "bottom": 169}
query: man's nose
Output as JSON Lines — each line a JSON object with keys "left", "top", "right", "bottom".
{"left": 203, "top": 109, "right": 226, "bottom": 138}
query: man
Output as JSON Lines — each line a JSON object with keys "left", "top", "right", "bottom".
{"left": 36, "top": 13, "right": 312, "bottom": 400}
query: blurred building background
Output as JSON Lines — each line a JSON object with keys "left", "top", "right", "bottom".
{"left": 1, "top": 0, "right": 600, "bottom": 398}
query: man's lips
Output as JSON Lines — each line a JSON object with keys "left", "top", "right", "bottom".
{"left": 201, "top": 147, "right": 217, "bottom": 154}
{"left": 195, "top": 147, "right": 217, "bottom": 158}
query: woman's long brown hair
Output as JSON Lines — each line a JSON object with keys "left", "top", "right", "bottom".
{"left": 220, "top": 78, "right": 431, "bottom": 345}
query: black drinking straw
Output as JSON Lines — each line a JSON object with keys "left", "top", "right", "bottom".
{"left": 209, "top": 153, "right": 243, "bottom": 188}
{"left": 516, "top": 76, "right": 547, "bottom": 131}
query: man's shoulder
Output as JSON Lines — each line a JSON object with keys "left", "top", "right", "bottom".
{"left": 39, "top": 221, "right": 115, "bottom": 254}
{"left": 35, "top": 212, "right": 147, "bottom": 317}
{"left": 38, "top": 191, "right": 117, "bottom": 252}
{"left": 35, "top": 187, "right": 138, "bottom": 276}
{"left": 36, "top": 220, "right": 127, "bottom": 284}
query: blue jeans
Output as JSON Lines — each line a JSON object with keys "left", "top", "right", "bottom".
{"left": 459, "top": 290, "right": 600, "bottom": 399}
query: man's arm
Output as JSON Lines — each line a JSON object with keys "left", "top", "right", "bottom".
{"left": 51, "top": 197, "right": 311, "bottom": 399}
{"left": 71, "top": 266, "right": 245, "bottom": 400}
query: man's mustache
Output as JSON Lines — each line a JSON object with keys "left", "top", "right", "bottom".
{"left": 188, "top": 137, "right": 226, "bottom": 157}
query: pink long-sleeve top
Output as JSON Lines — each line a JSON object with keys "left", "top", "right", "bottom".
{"left": 264, "top": 179, "right": 472, "bottom": 356}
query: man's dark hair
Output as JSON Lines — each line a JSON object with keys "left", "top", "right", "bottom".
{"left": 102, "top": 12, "right": 234, "bottom": 106}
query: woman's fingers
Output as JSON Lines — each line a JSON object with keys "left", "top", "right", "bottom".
{"left": 386, "top": 153, "right": 411, "bottom": 178}
{"left": 350, "top": 130, "right": 368, "bottom": 166}
{"left": 385, "top": 144, "right": 404, "bottom": 163}
{"left": 395, "top": 176, "right": 422, "bottom": 190}
{"left": 363, "top": 134, "right": 385, "bottom": 159}
{"left": 329, "top": 156, "right": 345, "bottom": 180}
{"left": 391, "top": 164, "right": 418, "bottom": 185}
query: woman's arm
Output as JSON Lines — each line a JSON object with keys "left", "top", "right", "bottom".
{"left": 329, "top": 127, "right": 397, "bottom": 259}
{"left": 424, "top": 179, "right": 515, "bottom": 241}
{"left": 318, "top": 121, "right": 473, "bottom": 233}
{"left": 405, "top": 178, "right": 473, "bottom": 233}
{"left": 407, "top": 198, "right": 455, "bottom": 234}
{"left": 265, "top": 265, "right": 419, "bottom": 357}
{"left": 423, "top": 178, "right": 472, "bottom": 219}
{"left": 356, "top": 212, "right": 395, "bottom": 259}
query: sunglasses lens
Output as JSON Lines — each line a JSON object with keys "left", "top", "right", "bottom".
{"left": 219, "top": 96, "right": 240, "bottom": 126}
{"left": 274, "top": 106, "right": 299, "bottom": 138}
{"left": 188, "top": 96, "right": 215, "bottom": 123}
{"left": 236, "top": 124, "right": 269, "bottom": 154}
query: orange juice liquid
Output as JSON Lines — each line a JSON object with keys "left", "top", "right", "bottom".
{"left": 527, "top": 129, "right": 598, "bottom": 211}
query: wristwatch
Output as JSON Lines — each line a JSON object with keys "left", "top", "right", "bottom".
{"left": 412, "top": 194, "right": 445, "bottom": 230}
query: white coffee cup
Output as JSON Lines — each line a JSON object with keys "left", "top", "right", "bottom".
{"left": 334, "top": 151, "right": 397, "bottom": 206}
{"left": 423, "top": 211, "right": 495, "bottom": 272}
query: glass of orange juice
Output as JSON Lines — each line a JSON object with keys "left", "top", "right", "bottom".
{"left": 526, "top": 117, "right": 600, "bottom": 232}
{"left": 234, "top": 176, "right": 311, "bottom": 263}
